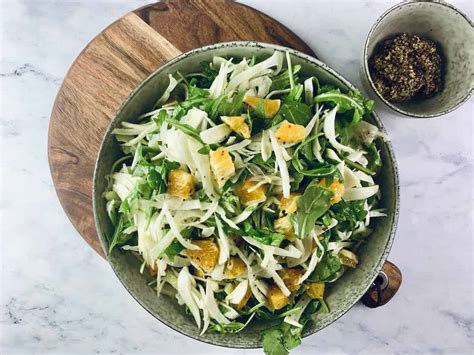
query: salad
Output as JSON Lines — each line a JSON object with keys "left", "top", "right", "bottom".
{"left": 104, "top": 50, "right": 387, "bottom": 354}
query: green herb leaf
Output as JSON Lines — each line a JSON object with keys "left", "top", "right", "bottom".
{"left": 330, "top": 200, "right": 367, "bottom": 232}
{"left": 162, "top": 239, "right": 184, "bottom": 261}
{"left": 315, "top": 89, "right": 374, "bottom": 124}
{"left": 262, "top": 327, "right": 289, "bottom": 355}
{"left": 366, "top": 143, "right": 382, "bottom": 173}
{"left": 107, "top": 215, "right": 134, "bottom": 253}
{"left": 262, "top": 320, "right": 306, "bottom": 355}
{"left": 207, "top": 321, "right": 246, "bottom": 334}
{"left": 309, "top": 252, "right": 343, "bottom": 282}
{"left": 166, "top": 117, "right": 203, "bottom": 143}
{"left": 270, "top": 65, "right": 301, "bottom": 91}
{"left": 343, "top": 157, "right": 376, "bottom": 176}
{"left": 295, "top": 183, "right": 333, "bottom": 238}
{"left": 275, "top": 100, "right": 312, "bottom": 126}
{"left": 243, "top": 222, "right": 285, "bottom": 247}
{"left": 218, "top": 91, "right": 245, "bottom": 116}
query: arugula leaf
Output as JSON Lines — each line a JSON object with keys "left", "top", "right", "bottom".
{"left": 286, "top": 84, "right": 304, "bottom": 102}
{"left": 309, "top": 252, "right": 343, "bottom": 282}
{"left": 167, "top": 117, "right": 203, "bottom": 142}
{"left": 343, "top": 157, "right": 376, "bottom": 176}
{"left": 207, "top": 321, "right": 247, "bottom": 334}
{"left": 275, "top": 100, "right": 312, "bottom": 126}
{"left": 218, "top": 91, "right": 245, "bottom": 116}
{"left": 293, "top": 161, "right": 339, "bottom": 178}
{"left": 295, "top": 183, "right": 333, "bottom": 238}
{"left": 192, "top": 61, "right": 218, "bottom": 88}
{"left": 162, "top": 239, "right": 184, "bottom": 261}
{"left": 281, "top": 322, "right": 304, "bottom": 350}
{"left": 220, "top": 184, "right": 240, "bottom": 213}
{"left": 330, "top": 200, "right": 367, "bottom": 232}
{"left": 154, "top": 110, "right": 204, "bottom": 143}
{"left": 152, "top": 160, "right": 180, "bottom": 194}
{"left": 187, "top": 83, "right": 209, "bottom": 100}
{"left": 314, "top": 89, "right": 374, "bottom": 124}
{"left": 270, "top": 65, "right": 301, "bottom": 91}
{"left": 366, "top": 143, "right": 382, "bottom": 173}
{"left": 243, "top": 222, "right": 285, "bottom": 247}
{"left": 292, "top": 137, "right": 340, "bottom": 179}
{"left": 119, "top": 189, "right": 140, "bottom": 214}
{"left": 108, "top": 215, "right": 134, "bottom": 253}
{"left": 317, "top": 84, "right": 338, "bottom": 95}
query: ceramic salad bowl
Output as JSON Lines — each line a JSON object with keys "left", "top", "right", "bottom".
{"left": 93, "top": 42, "right": 399, "bottom": 348}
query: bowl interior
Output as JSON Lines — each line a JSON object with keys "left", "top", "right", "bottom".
{"left": 94, "top": 42, "right": 399, "bottom": 348}
{"left": 365, "top": 1, "right": 474, "bottom": 117}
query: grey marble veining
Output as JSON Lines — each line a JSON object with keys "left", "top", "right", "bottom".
{"left": 1, "top": 0, "right": 472, "bottom": 354}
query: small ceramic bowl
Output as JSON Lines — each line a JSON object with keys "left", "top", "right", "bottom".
{"left": 93, "top": 42, "right": 400, "bottom": 348}
{"left": 362, "top": 0, "right": 474, "bottom": 118}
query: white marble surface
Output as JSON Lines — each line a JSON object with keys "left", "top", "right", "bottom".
{"left": 1, "top": 0, "right": 473, "bottom": 354}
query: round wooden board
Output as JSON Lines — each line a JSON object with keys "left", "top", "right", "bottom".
{"left": 48, "top": 0, "right": 316, "bottom": 257}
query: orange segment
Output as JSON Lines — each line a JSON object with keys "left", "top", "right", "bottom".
{"left": 274, "top": 216, "right": 295, "bottom": 241}
{"left": 244, "top": 96, "right": 281, "bottom": 118}
{"left": 231, "top": 286, "right": 252, "bottom": 310}
{"left": 225, "top": 257, "right": 246, "bottom": 278}
{"left": 167, "top": 169, "right": 195, "bottom": 199}
{"left": 209, "top": 147, "right": 235, "bottom": 188}
{"left": 319, "top": 178, "right": 345, "bottom": 204}
{"left": 307, "top": 282, "right": 325, "bottom": 299}
{"left": 278, "top": 268, "right": 303, "bottom": 292}
{"left": 279, "top": 192, "right": 301, "bottom": 215}
{"left": 221, "top": 116, "right": 251, "bottom": 139}
{"left": 267, "top": 285, "right": 290, "bottom": 310}
{"left": 275, "top": 120, "right": 306, "bottom": 144}
{"left": 186, "top": 240, "right": 219, "bottom": 273}
{"left": 235, "top": 178, "right": 267, "bottom": 206}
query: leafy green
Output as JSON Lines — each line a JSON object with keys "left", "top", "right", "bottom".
{"left": 274, "top": 100, "right": 312, "bottom": 126}
{"left": 220, "top": 184, "right": 240, "bottom": 213}
{"left": 261, "top": 320, "right": 306, "bottom": 355}
{"left": 119, "top": 188, "right": 140, "bottom": 214}
{"left": 292, "top": 137, "right": 339, "bottom": 177}
{"left": 309, "top": 252, "right": 343, "bottom": 282}
{"left": 107, "top": 215, "right": 134, "bottom": 253}
{"left": 286, "top": 84, "right": 304, "bottom": 103}
{"left": 343, "top": 157, "right": 375, "bottom": 176}
{"left": 243, "top": 221, "right": 285, "bottom": 247}
{"left": 207, "top": 321, "right": 247, "bottom": 334}
{"left": 187, "top": 82, "right": 210, "bottom": 100}
{"left": 366, "top": 143, "right": 382, "bottom": 173}
{"left": 295, "top": 183, "right": 333, "bottom": 238}
{"left": 262, "top": 327, "right": 289, "bottom": 355}
{"left": 197, "top": 144, "right": 219, "bottom": 155}
{"left": 166, "top": 117, "right": 203, "bottom": 142}
{"left": 218, "top": 91, "right": 245, "bottom": 116}
{"left": 194, "top": 61, "right": 218, "bottom": 88}
{"left": 149, "top": 160, "right": 180, "bottom": 194}
{"left": 162, "top": 240, "right": 184, "bottom": 261}
{"left": 330, "top": 200, "right": 367, "bottom": 232}
{"left": 315, "top": 89, "right": 374, "bottom": 124}
{"left": 270, "top": 65, "right": 301, "bottom": 91}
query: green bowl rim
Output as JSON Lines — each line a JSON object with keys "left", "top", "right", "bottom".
{"left": 362, "top": 0, "right": 474, "bottom": 119}
{"left": 93, "top": 41, "right": 400, "bottom": 349}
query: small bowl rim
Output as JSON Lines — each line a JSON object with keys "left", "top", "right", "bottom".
{"left": 363, "top": 0, "right": 474, "bottom": 119}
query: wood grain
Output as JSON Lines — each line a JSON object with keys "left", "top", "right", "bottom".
{"left": 48, "top": 0, "right": 316, "bottom": 257}
{"left": 361, "top": 260, "right": 402, "bottom": 308}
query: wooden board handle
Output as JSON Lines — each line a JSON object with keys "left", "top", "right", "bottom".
{"left": 361, "top": 260, "right": 402, "bottom": 308}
